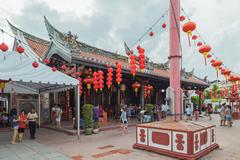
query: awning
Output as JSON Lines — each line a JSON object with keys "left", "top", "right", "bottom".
{"left": 0, "top": 51, "right": 79, "bottom": 93}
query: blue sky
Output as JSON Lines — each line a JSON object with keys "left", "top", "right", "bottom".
{"left": 0, "top": 0, "right": 239, "bottom": 81}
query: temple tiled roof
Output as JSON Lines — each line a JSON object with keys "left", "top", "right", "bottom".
{"left": 25, "top": 37, "right": 50, "bottom": 58}
{"left": 8, "top": 19, "right": 209, "bottom": 87}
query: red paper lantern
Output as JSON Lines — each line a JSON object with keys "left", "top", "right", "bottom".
{"left": 149, "top": 31, "right": 154, "bottom": 37}
{"left": 144, "top": 86, "right": 148, "bottom": 98}
{"left": 182, "top": 21, "right": 197, "bottom": 46}
{"left": 98, "top": 70, "right": 104, "bottom": 91}
{"left": 180, "top": 15, "right": 185, "bottom": 21}
{"left": 221, "top": 68, "right": 231, "bottom": 81}
{"left": 83, "top": 77, "right": 93, "bottom": 96}
{"left": 199, "top": 45, "right": 212, "bottom": 65}
{"left": 211, "top": 60, "right": 223, "bottom": 78}
{"left": 44, "top": 58, "right": 50, "bottom": 64}
{"left": 0, "top": 42, "right": 8, "bottom": 52}
{"left": 192, "top": 35, "right": 198, "bottom": 40}
{"left": 130, "top": 54, "right": 137, "bottom": 77}
{"left": 138, "top": 47, "right": 145, "bottom": 72}
{"left": 107, "top": 66, "right": 113, "bottom": 89}
{"left": 147, "top": 85, "right": 153, "bottom": 95}
{"left": 77, "top": 78, "right": 83, "bottom": 95}
{"left": 162, "top": 23, "right": 166, "bottom": 28}
{"left": 115, "top": 62, "right": 122, "bottom": 85}
{"left": 52, "top": 67, "right": 57, "bottom": 72}
{"left": 93, "top": 71, "right": 99, "bottom": 92}
{"left": 16, "top": 45, "right": 24, "bottom": 54}
{"left": 71, "top": 67, "right": 76, "bottom": 71}
{"left": 132, "top": 82, "right": 141, "bottom": 96}
{"left": 61, "top": 65, "right": 67, "bottom": 70}
{"left": 207, "top": 54, "right": 212, "bottom": 58}
{"left": 32, "top": 61, "right": 39, "bottom": 68}
{"left": 197, "top": 41, "right": 203, "bottom": 47}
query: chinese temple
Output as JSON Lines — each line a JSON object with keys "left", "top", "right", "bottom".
{"left": 8, "top": 17, "right": 209, "bottom": 121}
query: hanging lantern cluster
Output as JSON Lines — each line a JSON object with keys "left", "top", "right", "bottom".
{"left": 132, "top": 81, "right": 141, "bottom": 97}
{"left": 130, "top": 54, "right": 137, "bottom": 77}
{"left": 211, "top": 59, "right": 223, "bottom": 78}
{"left": 93, "top": 71, "right": 99, "bottom": 92}
{"left": 147, "top": 85, "right": 153, "bottom": 97}
{"left": 182, "top": 21, "right": 197, "bottom": 46}
{"left": 144, "top": 84, "right": 153, "bottom": 98}
{"left": 115, "top": 62, "right": 122, "bottom": 85}
{"left": 138, "top": 47, "right": 145, "bottom": 72}
{"left": 106, "top": 65, "right": 113, "bottom": 89}
{"left": 83, "top": 77, "right": 93, "bottom": 96}
{"left": 98, "top": 70, "right": 104, "bottom": 91}
{"left": 199, "top": 45, "right": 212, "bottom": 65}
{"left": 77, "top": 77, "right": 83, "bottom": 95}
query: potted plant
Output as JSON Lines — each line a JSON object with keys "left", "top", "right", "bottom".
{"left": 83, "top": 104, "right": 93, "bottom": 135}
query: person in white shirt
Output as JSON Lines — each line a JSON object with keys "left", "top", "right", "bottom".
{"left": 161, "top": 102, "right": 167, "bottom": 119}
{"left": 55, "top": 105, "right": 63, "bottom": 128}
{"left": 27, "top": 107, "right": 38, "bottom": 139}
{"left": 185, "top": 105, "right": 192, "bottom": 120}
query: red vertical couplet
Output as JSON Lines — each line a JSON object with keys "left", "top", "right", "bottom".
{"left": 169, "top": 0, "right": 181, "bottom": 121}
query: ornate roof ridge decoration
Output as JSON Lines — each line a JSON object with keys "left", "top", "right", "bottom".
{"left": 148, "top": 60, "right": 169, "bottom": 71}
{"left": 7, "top": 20, "right": 50, "bottom": 45}
{"left": 181, "top": 68, "right": 194, "bottom": 79}
{"left": 44, "top": 16, "right": 128, "bottom": 62}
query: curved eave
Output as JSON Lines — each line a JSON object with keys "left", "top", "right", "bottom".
{"left": 8, "top": 20, "right": 50, "bottom": 60}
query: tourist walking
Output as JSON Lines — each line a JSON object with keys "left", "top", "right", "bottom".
{"left": 120, "top": 108, "right": 128, "bottom": 135}
{"left": 55, "top": 105, "right": 63, "bottom": 128}
{"left": 93, "top": 105, "right": 100, "bottom": 128}
{"left": 18, "top": 109, "right": 27, "bottom": 143}
{"left": 186, "top": 105, "right": 192, "bottom": 120}
{"left": 220, "top": 103, "right": 226, "bottom": 126}
{"left": 10, "top": 108, "right": 19, "bottom": 144}
{"left": 51, "top": 104, "right": 57, "bottom": 126}
{"left": 207, "top": 104, "right": 213, "bottom": 120}
{"left": 225, "top": 105, "right": 233, "bottom": 127}
{"left": 27, "top": 107, "right": 38, "bottom": 139}
{"left": 193, "top": 103, "right": 199, "bottom": 121}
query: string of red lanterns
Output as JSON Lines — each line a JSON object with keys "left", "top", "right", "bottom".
{"left": 138, "top": 47, "right": 145, "bottom": 72}
{"left": 98, "top": 70, "right": 104, "bottom": 91}
{"left": 106, "top": 65, "right": 113, "bottom": 89}
{"left": 130, "top": 54, "right": 137, "bottom": 77}
{"left": 115, "top": 62, "right": 122, "bottom": 85}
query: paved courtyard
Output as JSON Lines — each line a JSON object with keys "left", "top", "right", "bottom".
{"left": 1, "top": 115, "right": 240, "bottom": 160}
